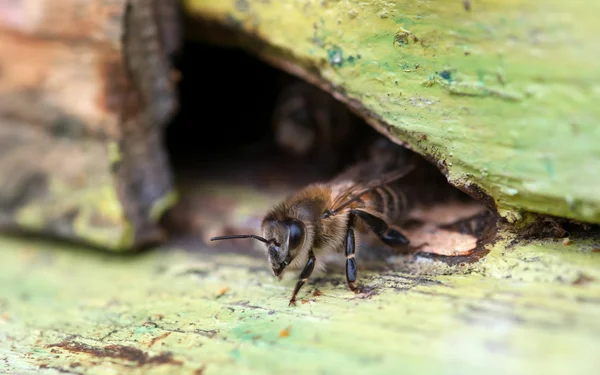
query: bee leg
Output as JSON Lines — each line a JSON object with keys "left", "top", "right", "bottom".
{"left": 289, "top": 250, "right": 316, "bottom": 307}
{"left": 345, "top": 214, "right": 359, "bottom": 293}
{"left": 350, "top": 209, "right": 409, "bottom": 246}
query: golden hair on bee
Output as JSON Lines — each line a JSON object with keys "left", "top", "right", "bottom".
{"left": 211, "top": 156, "right": 417, "bottom": 306}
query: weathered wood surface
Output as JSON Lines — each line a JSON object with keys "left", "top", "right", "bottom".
{"left": 1, "top": 231, "right": 599, "bottom": 375}
{"left": 184, "top": 0, "right": 600, "bottom": 226}
{"left": 0, "top": 0, "right": 180, "bottom": 250}
{"left": 1, "top": 171, "right": 599, "bottom": 374}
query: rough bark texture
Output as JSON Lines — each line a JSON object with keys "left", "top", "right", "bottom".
{"left": 0, "top": 0, "right": 180, "bottom": 250}
{"left": 184, "top": 0, "right": 600, "bottom": 227}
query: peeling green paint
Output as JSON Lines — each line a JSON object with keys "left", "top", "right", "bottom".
{"left": 15, "top": 177, "right": 131, "bottom": 250}
{"left": 423, "top": 74, "right": 524, "bottom": 101}
{"left": 185, "top": 0, "right": 600, "bottom": 225}
{"left": 1, "top": 232, "right": 599, "bottom": 374}
{"left": 149, "top": 190, "right": 179, "bottom": 223}
{"left": 14, "top": 202, "right": 46, "bottom": 232}
{"left": 326, "top": 45, "right": 344, "bottom": 67}
{"left": 108, "top": 141, "right": 122, "bottom": 165}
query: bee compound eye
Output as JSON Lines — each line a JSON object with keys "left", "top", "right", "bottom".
{"left": 288, "top": 220, "right": 304, "bottom": 250}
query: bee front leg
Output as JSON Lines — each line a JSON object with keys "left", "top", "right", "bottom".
{"left": 289, "top": 250, "right": 316, "bottom": 307}
{"left": 345, "top": 214, "right": 359, "bottom": 293}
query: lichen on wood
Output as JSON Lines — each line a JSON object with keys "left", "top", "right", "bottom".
{"left": 2, "top": 139, "right": 599, "bottom": 374}
{"left": 0, "top": 0, "right": 181, "bottom": 250}
{"left": 184, "top": 0, "right": 600, "bottom": 226}
{"left": 1, "top": 231, "right": 599, "bottom": 374}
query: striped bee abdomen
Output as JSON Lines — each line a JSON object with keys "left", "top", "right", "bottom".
{"left": 359, "top": 182, "right": 408, "bottom": 223}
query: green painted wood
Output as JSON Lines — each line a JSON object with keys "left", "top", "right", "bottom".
{"left": 185, "top": 0, "right": 600, "bottom": 225}
{"left": 1, "top": 233, "right": 599, "bottom": 374}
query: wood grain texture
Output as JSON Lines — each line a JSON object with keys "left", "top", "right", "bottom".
{"left": 1, "top": 232, "right": 599, "bottom": 375}
{"left": 184, "top": 0, "right": 600, "bottom": 226}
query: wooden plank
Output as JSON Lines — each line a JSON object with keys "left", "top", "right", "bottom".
{"left": 184, "top": 0, "right": 600, "bottom": 226}
{"left": 0, "top": 232, "right": 598, "bottom": 374}
{"left": 0, "top": 0, "right": 180, "bottom": 250}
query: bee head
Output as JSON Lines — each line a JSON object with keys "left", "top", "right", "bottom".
{"left": 209, "top": 217, "right": 308, "bottom": 278}
{"left": 262, "top": 218, "right": 306, "bottom": 277}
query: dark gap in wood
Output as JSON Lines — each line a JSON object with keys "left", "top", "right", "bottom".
{"left": 160, "top": 36, "right": 498, "bottom": 266}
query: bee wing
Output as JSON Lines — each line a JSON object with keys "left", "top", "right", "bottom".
{"left": 327, "top": 162, "right": 416, "bottom": 214}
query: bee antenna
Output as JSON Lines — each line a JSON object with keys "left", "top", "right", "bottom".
{"left": 210, "top": 234, "right": 272, "bottom": 244}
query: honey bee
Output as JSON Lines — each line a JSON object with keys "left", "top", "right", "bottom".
{"left": 211, "top": 150, "right": 423, "bottom": 306}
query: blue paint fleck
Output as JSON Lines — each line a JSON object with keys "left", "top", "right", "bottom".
{"left": 439, "top": 70, "right": 452, "bottom": 81}
{"left": 230, "top": 347, "right": 241, "bottom": 360}
{"left": 327, "top": 46, "right": 344, "bottom": 67}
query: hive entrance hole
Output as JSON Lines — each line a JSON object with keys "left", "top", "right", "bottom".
{"left": 163, "top": 40, "right": 495, "bottom": 262}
